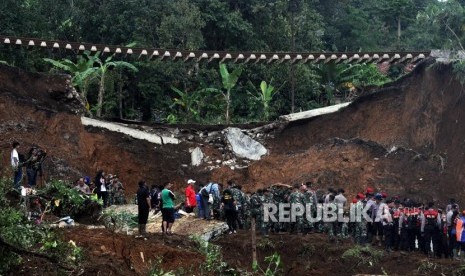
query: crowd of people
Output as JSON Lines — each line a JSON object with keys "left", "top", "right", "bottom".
{"left": 142, "top": 178, "right": 465, "bottom": 261}
{"left": 72, "top": 171, "right": 126, "bottom": 207}
{"left": 11, "top": 142, "right": 465, "bottom": 260}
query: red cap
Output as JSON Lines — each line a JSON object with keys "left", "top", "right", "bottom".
{"left": 352, "top": 198, "right": 358, "bottom": 204}
{"left": 381, "top": 192, "right": 388, "bottom": 198}
{"left": 366, "top": 187, "right": 374, "bottom": 194}
{"left": 357, "top": 192, "right": 366, "bottom": 199}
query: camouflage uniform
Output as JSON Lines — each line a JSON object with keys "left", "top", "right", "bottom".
{"left": 230, "top": 187, "right": 245, "bottom": 229}
{"left": 270, "top": 187, "right": 284, "bottom": 232}
{"left": 243, "top": 193, "right": 251, "bottom": 230}
{"left": 249, "top": 192, "right": 263, "bottom": 233}
{"left": 302, "top": 190, "right": 316, "bottom": 232}
{"left": 289, "top": 190, "right": 304, "bottom": 234}
{"left": 351, "top": 200, "right": 367, "bottom": 244}
{"left": 325, "top": 201, "right": 338, "bottom": 241}
{"left": 261, "top": 191, "right": 273, "bottom": 235}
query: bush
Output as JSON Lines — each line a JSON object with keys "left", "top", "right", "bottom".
{"left": 0, "top": 178, "right": 84, "bottom": 274}
{"left": 190, "top": 235, "right": 230, "bottom": 274}
{"left": 342, "top": 245, "right": 384, "bottom": 269}
{"left": 39, "top": 179, "right": 102, "bottom": 218}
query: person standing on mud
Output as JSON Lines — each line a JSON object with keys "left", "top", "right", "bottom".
{"left": 94, "top": 170, "right": 109, "bottom": 207}
{"left": 221, "top": 186, "right": 237, "bottom": 234}
{"left": 11, "top": 141, "right": 22, "bottom": 191}
{"left": 185, "top": 179, "right": 197, "bottom": 214}
{"left": 161, "top": 182, "right": 176, "bottom": 235}
{"left": 200, "top": 181, "right": 220, "bottom": 220}
{"left": 25, "top": 145, "right": 47, "bottom": 187}
{"left": 136, "top": 180, "right": 151, "bottom": 238}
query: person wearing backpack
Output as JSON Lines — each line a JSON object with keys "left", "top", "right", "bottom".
{"left": 200, "top": 182, "right": 219, "bottom": 220}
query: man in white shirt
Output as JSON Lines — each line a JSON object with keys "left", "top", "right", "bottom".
{"left": 11, "top": 141, "right": 22, "bottom": 191}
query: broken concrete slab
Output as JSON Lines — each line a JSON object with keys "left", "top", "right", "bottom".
{"left": 81, "top": 117, "right": 179, "bottom": 145}
{"left": 225, "top": 127, "right": 267, "bottom": 160}
{"left": 191, "top": 147, "right": 204, "bottom": 166}
{"left": 279, "top": 102, "right": 351, "bottom": 122}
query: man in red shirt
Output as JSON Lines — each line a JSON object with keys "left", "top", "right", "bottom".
{"left": 185, "top": 179, "right": 197, "bottom": 213}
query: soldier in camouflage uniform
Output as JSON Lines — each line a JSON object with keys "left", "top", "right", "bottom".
{"left": 289, "top": 184, "right": 305, "bottom": 234}
{"left": 250, "top": 189, "right": 263, "bottom": 234}
{"left": 229, "top": 182, "right": 246, "bottom": 229}
{"left": 351, "top": 194, "right": 367, "bottom": 244}
{"left": 301, "top": 184, "right": 316, "bottom": 234}
{"left": 270, "top": 185, "right": 284, "bottom": 233}
{"left": 261, "top": 189, "right": 273, "bottom": 236}
{"left": 325, "top": 194, "right": 338, "bottom": 242}
{"left": 243, "top": 192, "right": 251, "bottom": 230}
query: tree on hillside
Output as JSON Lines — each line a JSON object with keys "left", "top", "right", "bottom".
{"left": 219, "top": 63, "right": 243, "bottom": 124}
{"left": 157, "top": 0, "right": 205, "bottom": 50}
{"left": 44, "top": 52, "right": 99, "bottom": 109}
{"left": 94, "top": 55, "right": 138, "bottom": 118}
{"left": 415, "top": 0, "right": 465, "bottom": 50}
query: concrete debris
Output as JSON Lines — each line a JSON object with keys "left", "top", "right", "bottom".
{"left": 191, "top": 147, "right": 204, "bottom": 166}
{"left": 81, "top": 117, "right": 180, "bottom": 145}
{"left": 224, "top": 127, "right": 267, "bottom": 160}
{"left": 280, "top": 102, "right": 351, "bottom": 122}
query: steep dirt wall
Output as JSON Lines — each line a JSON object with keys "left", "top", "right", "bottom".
{"left": 1, "top": 61, "right": 464, "bottom": 205}
{"left": 228, "top": 60, "right": 465, "bottom": 204}
{"left": 0, "top": 65, "right": 191, "bottom": 196}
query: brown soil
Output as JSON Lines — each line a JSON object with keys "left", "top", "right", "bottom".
{"left": 220, "top": 60, "right": 465, "bottom": 206}
{"left": 17, "top": 226, "right": 204, "bottom": 276}
{"left": 2, "top": 59, "right": 465, "bottom": 275}
{"left": 214, "top": 231, "right": 458, "bottom": 276}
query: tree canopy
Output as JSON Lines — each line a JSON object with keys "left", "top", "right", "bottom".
{"left": 0, "top": 0, "right": 463, "bottom": 123}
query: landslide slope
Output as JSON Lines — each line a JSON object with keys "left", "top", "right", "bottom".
{"left": 1, "top": 60, "right": 464, "bottom": 205}
{"left": 0, "top": 64, "right": 191, "bottom": 196}
{"left": 238, "top": 60, "right": 465, "bottom": 204}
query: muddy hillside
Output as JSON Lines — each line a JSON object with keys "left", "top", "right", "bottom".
{"left": 0, "top": 60, "right": 464, "bottom": 204}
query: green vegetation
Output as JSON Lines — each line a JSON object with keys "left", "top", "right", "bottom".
{"left": 252, "top": 252, "right": 283, "bottom": 276}
{"left": 4, "top": 0, "right": 465, "bottom": 123}
{"left": 190, "top": 235, "right": 230, "bottom": 274}
{"left": 0, "top": 178, "right": 84, "bottom": 274}
{"left": 40, "top": 180, "right": 102, "bottom": 218}
{"left": 342, "top": 245, "right": 384, "bottom": 269}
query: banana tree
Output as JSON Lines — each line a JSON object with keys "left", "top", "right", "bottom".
{"left": 258, "top": 80, "right": 278, "bottom": 121}
{"left": 170, "top": 86, "right": 201, "bottom": 122}
{"left": 94, "top": 54, "right": 138, "bottom": 118}
{"left": 170, "top": 86, "right": 220, "bottom": 122}
{"left": 44, "top": 52, "right": 99, "bottom": 108}
{"left": 219, "top": 63, "right": 242, "bottom": 124}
